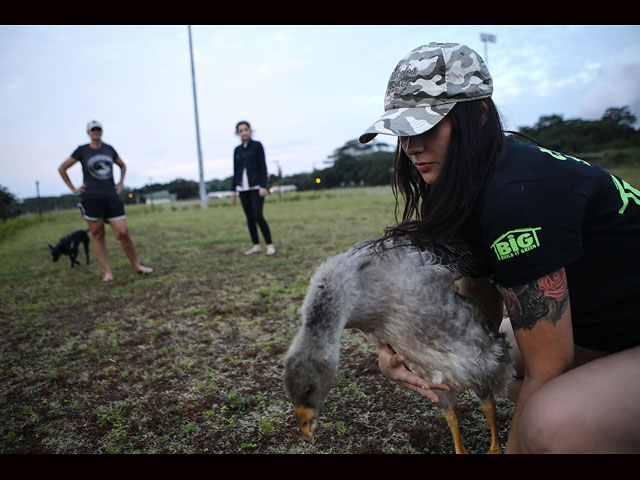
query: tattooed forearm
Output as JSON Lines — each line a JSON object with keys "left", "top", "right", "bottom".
{"left": 502, "top": 268, "right": 569, "bottom": 331}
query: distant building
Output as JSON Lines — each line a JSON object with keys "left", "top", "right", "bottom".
{"left": 145, "top": 190, "right": 177, "bottom": 205}
{"left": 208, "top": 185, "right": 298, "bottom": 198}
{"left": 269, "top": 184, "right": 298, "bottom": 194}
{"left": 208, "top": 191, "right": 234, "bottom": 199}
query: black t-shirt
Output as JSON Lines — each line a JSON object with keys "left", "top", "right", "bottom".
{"left": 71, "top": 143, "right": 119, "bottom": 198}
{"left": 461, "top": 136, "right": 640, "bottom": 353}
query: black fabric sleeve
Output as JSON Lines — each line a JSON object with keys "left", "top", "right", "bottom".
{"left": 482, "top": 180, "right": 587, "bottom": 287}
{"left": 256, "top": 142, "right": 267, "bottom": 188}
{"left": 231, "top": 147, "right": 239, "bottom": 191}
{"left": 71, "top": 145, "right": 82, "bottom": 160}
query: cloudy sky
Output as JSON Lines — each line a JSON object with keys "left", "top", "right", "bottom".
{"left": 2, "top": 25, "right": 639, "bottom": 199}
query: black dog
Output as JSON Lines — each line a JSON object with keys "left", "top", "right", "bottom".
{"left": 49, "top": 229, "right": 90, "bottom": 268}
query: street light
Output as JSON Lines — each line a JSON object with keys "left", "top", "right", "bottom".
{"left": 480, "top": 33, "right": 496, "bottom": 67}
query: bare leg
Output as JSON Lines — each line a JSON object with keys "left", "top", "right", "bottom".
{"left": 444, "top": 408, "right": 468, "bottom": 454}
{"left": 516, "top": 345, "right": 640, "bottom": 453}
{"left": 108, "top": 218, "right": 152, "bottom": 274}
{"left": 87, "top": 219, "right": 112, "bottom": 281}
{"left": 481, "top": 399, "right": 503, "bottom": 454}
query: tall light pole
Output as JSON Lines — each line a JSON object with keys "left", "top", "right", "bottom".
{"left": 272, "top": 160, "right": 282, "bottom": 200}
{"left": 188, "top": 25, "right": 207, "bottom": 209}
{"left": 35, "top": 180, "right": 42, "bottom": 216}
{"left": 480, "top": 33, "right": 497, "bottom": 67}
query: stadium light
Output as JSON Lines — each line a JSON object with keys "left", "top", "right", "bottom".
{"left": 480, "top": 33, "right": 497, "bottom": 67}
{"left": 188, "top": 25, "right": 207, "bottom": 209}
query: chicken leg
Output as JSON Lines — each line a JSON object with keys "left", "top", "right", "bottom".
{"left": 444, "top": 408, "right": 468, "bottom": 454}
{"left": 481, "top": 399, "right": 504, "bottom": 454}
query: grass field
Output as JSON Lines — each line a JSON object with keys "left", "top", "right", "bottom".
{"left": 2, "top": 187, "right": 513, "bottom": 454}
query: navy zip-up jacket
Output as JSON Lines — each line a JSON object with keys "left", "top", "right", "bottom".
{"left": 232, "top": 140, "right": 268, "bottom": 191}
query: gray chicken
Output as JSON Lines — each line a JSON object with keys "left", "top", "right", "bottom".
{"left": 283, "top": 235, "right": 515, "bottom": 454}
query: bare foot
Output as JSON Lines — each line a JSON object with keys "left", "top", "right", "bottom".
{"left": 135, "top": 265, "right": 153, "bottom": 275}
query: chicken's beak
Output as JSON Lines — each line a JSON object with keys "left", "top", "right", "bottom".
{"left": 293, "top": 407, "right": 319, "bottom": 441}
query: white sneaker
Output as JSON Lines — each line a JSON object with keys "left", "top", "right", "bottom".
{"left": 266, "top": 245, "right": 276, "bottom": 256}
{"left": 244, "top": 245, "right": 261, "bottom": 255}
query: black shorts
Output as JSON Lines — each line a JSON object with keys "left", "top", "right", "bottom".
{"left": 80, "top": 195, "right": 126, "bottom": 222}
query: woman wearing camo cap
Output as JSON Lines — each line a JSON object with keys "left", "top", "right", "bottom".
{"left": 361, "top": 42, "right": 640, "bottom": 453}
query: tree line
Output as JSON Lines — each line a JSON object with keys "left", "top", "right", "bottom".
{"left": 517, "top": 106, "right": 639, "bottom": 165}
{"left": 3, "top": 105, "right": 638, "bottom": 219}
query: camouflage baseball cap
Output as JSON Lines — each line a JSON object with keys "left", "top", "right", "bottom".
{"left": 359, "top": 42, "right": 492, "bottom": 144}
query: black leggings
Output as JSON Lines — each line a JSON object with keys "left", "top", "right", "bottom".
{"left": 239, "top": 190, "right": 272, "bottom": 245}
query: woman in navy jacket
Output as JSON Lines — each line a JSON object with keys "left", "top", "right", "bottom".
{"left": 231, "top": 121, "right": 276, "bottom": 255}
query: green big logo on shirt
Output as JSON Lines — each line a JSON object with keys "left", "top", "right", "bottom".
{"left": 491, "top": 227, "right": 542, "bottom": 261}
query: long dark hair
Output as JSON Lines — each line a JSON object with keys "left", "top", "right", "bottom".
{"left": 384, "top": 98, "right": 505, "bottom": 242}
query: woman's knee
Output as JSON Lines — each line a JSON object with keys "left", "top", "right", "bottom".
{"left": 516, "top": 391, "right": 562, "bottom": 453}
{"left": 518, "top": 347, "right": 640, "bottom": 453}
{"left": 114, "top": 228, "right": 131, "bottom": 242}
{"left": 91, "top": 230, "right": 106, "bottom": 241}
{"left": 88, "top": 223, "right": 106, "bottom": 241}
{"left": 516, "top": 377, "right": 604, "bottom": 453}
{"left": 108, "top": 219, "right": 131, "bottom": 242}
